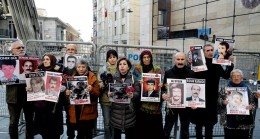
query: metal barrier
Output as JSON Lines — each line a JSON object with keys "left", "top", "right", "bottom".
{"left": 25, "top": 40, "right": 97, "bottom": 72}
{"left": 0, "top": 38, "right": 18, "bottom": 55}
{"left": 96, "top": 44, "right": 180, "bottom": 76}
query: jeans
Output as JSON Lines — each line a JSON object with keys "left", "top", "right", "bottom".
{"left": 101, "top": 104, "right": 112, "bottom": 139}
{"left": 8, "top": 102, "right": 34, "bottom": 139}
{"left": 163, "top": 109, "right": 190, "bottom": 139}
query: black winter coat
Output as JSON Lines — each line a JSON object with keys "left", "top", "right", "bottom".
{"left": 110, "top": 71, "right": 140, "bottom": 130}
{"left": 191, "top": 58, "right": 234, "bottom": 125}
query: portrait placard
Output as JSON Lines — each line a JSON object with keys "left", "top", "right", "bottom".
{"left": 69, "top": 76, "right": 90, "bottom": 105}
{"left": 19, "top": 56, "right": 39, "bottom": 83}
{"left": 64, "top": 54, "right": 82, "bottom": 69}
{"left": 25, "top": 71, "right": 45, "bottom": 101}
{"left": 189, "top": 46, "right": 207, "bottom": 72}
{"left": 185, "top": 78, "right": 206, "bottom": 108}
{"left": 0, "top": 56, "right": 19, "bottom": 85}
{"left": 141, "top": 73, "right": 161, "bottom": 102}
{"left": 213, "top": 38, "right": 235, "bottom": 65}
{"left": 45, "top": 71, "right": 62, "bottom": 102}
{"left": 167, "top": 79, "right": 186, "bottom": 108}
{"left": 109, "top": 83, "right": 131, "bottom": 104}
{"left": 225, "top": 87, "right": 249, "bottom": 115}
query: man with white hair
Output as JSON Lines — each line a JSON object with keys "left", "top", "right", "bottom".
{"left": 6, "top": 40, "right": 34, "bottom": 139}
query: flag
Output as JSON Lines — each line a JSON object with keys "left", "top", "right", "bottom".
{"left": 105, "top": 8, "right": 107, "bottom": 17}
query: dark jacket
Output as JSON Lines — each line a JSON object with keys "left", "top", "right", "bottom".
{"left": 219, "top": 81, "right": 256, "bottom": 129}
{"left": 143, "top": 90, "right": 159, "bottom": 97}
{"left": 33, "top": 63, "right": 64, "bottom": 136}
{"left": 192, "top": 58, "right": 203, "bottom": 66}
{"left": 191, "top": 58, "right": 234, "bottom": 125}
{"left": 186, "top": 96, "right": 205, "bottom": 102}
{"left": 110, "top": 71, "right": 140, "bottom": 130}
{"left": 162, "top": 65, "right": 194, "bottom": 112}
{"left": 6, "top": 84, "right": 27, "bottom": 103}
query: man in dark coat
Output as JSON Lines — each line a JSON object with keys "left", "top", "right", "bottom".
{"left": 191, "top": 44, "right": 234, "bottom": 139}
{"left": 162, "top": 52, "right": 194, "bottom": 139}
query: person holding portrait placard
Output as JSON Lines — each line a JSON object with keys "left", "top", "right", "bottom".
{"left": 108, "top": 57, "right": 140, "bottom": 139}
{"left": 191, "top": 44, "right": 234, "bottom": 139}
{"left": 219, "top": 69, "right": 256, "bottom": 139}
{"left": 32, "top": 54, "right": 64, "bottom": 139}
{"left": 5, "top": 40, "right": 34, "bottom": 139}
{"left": 162, "top": 52, "right": 194, "bottom": 139}
{"left": 133, "top": 50, "right": 164, "bottom": 139}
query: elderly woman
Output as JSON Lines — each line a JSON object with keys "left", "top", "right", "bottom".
{"left": 67, "top": 58, "right": 100, "bottom": 139}
{"left": 219, "top": 69, "right": 256, "bottom": 139}
{"left": 32, "top": 54, "right": 64, "bottom": 139}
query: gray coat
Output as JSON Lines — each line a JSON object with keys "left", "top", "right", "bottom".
{"left": 110, "top": 71, "right": 140, "bottom": 130}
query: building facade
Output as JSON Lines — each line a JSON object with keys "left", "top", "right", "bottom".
{"left": 145, "top": 0, "right": 260, "bottom": 52}
{"left": 93, "top": 0, "right": 140, "bottom": 47}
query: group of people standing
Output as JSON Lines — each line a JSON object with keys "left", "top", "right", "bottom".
{"left": 6, "top": 41, "right": 99, "bottom": 139}
{"left": 5, "top": 40, "right": 260, "bottom": 139}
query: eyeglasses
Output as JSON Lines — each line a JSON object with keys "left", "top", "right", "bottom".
{"left": 14, "top": 46, "right": 25, "bottom": 49}
{"left": 231, "top": 75, "right": 241, "bottom": 78}
{"left": 67, "top": 49, "right": 76, "bottom": 51}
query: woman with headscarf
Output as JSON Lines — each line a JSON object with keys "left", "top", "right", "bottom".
{"left": 32, "top": 54, "right": 64, "bottom": 139}
{"left": 97, "top": 49, "right": 118, "bottom": 139}
{"left": 132, "top": 50, "right": 164, "bottom": 139}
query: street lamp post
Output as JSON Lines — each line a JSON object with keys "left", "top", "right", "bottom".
{"left": 126, "top": 9, "right": 133, "bottom": 44}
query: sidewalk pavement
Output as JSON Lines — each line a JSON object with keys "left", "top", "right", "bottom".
{"left": 0, "top": 109, "right": 260, "bottom": 139}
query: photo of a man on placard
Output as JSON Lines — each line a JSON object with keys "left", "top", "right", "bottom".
{"left": 143, "top": 79, "right": 159, "bottom": 97}
{"left": 192, "top": 51, "right": 203, "bottom": 66}
{"left": 0, "top": 59, "right": 18, "bottom": 81}
{"left": 228, "top": 91, "right": 246, "bottom": 111}
{"left": 21, "top": 60, "right": 34, "bottom": 74}
{"left": 186, "top": 84, "right": 205, "bottom": 102}
{"left": 46, "top": 76, "right": 59, "bottom": 97}
{"left": 169, "top": 83, "right": 184, "bottom": 105}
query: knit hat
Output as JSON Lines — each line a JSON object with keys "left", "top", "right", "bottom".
{"left": 140, "top": 50, "right": 153, "bottom": 66}
{"left": 106, "top": 49, "right": 118, "bottom": 62}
